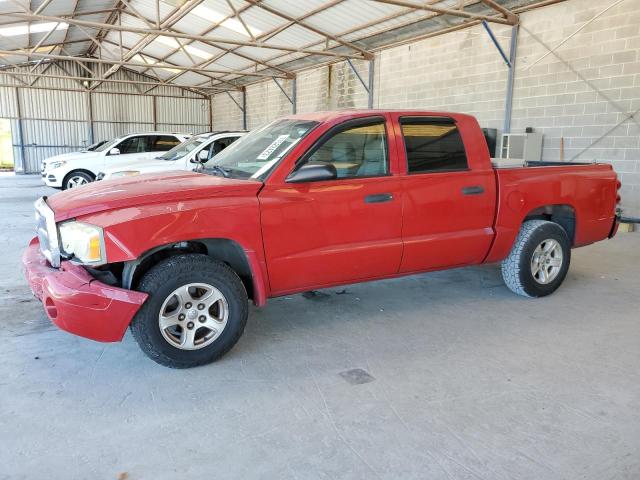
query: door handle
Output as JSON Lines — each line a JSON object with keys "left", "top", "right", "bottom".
{"left": 462, "top": 185, "right": 484, "bottom": 195}
{"left": 365, "top": 193, "right": 393, "bottom": 204}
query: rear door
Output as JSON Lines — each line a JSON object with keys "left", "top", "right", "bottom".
{"left": 145, "top": 135, "right": 182, "bottom": 159}
{"left": 259, "top": 116, "right": 403, "bottom": 294}
{"left": 393, "top": 115, "right": 496, "bottom": 272}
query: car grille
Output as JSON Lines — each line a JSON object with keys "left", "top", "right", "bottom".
{"left": 34, "top": 197, "right": 61, "bottom": 268}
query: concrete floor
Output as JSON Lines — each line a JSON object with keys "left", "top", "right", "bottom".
{"left": 1, "top": 173, "right": 639, "bottom": 480}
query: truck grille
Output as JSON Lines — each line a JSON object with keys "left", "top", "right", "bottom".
{"left": 34, "top": 197, "right": 61, "bottom": 268}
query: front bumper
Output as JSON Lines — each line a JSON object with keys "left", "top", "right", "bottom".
{"left": 23, "top": 237, "right": 148, "bottom": 342}
{"left": 41, "top": 171, "right": 62, "bottom": 187}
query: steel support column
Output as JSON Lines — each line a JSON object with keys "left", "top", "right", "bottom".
{"left": 14, "top": 88, "right": 25, "bottom": 173}
{"left": 242, "top": 88, "right": 247, "bottom": 130}
{"left": 368, "top": 59, "right": 375, "bottom": 109}
{"left": 292, "top": 77, "right": 297, "bottom": 114}
{"left": 503, "top": 24, "right": 519, "bottom": 134}
{"left": 86, "top": 91, "right": 94, "bottom": 144}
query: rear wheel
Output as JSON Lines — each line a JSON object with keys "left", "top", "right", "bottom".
{"left": 130, "top": 254, "right": 248, "bottom": 368}
{"left": 63, "top": 170, "right": 94, "bottom": 190}
{"left": 501, "top": 220, "right": 571, "bottom": 298}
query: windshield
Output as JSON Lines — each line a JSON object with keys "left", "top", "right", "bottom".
{"left": 84, "top": 140, "right": 107, "bottom": 151}
{"left": 159, "top": 135, "right": 208, "bottom": 161}
{"left": 94, "top": 137, "right": 123, "bottom": 153}
{"left": 204, "top": 119, "right": 318, "bottom": 180}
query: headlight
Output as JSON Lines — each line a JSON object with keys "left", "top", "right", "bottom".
{"left": 110, "top": 170, "right": 140, "bottom": 178}
{"left": 58, "top": 221, "right": 105, "bottom": 264}
{"left": 49, "top": 160, "right": 67, "bottom": 169}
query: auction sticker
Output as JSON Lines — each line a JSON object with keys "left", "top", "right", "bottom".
{"left": 257, "top": 135, "right": 289, "bottom": 160}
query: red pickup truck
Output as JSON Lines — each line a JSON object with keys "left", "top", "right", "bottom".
{"left": 23, "top": 110, "right": 621, "bottom": 368}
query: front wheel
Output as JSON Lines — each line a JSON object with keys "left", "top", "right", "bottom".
{"left": 130, "top": 254, "right": 248, "bottom": 368}
{"left": 63, "top": 170, "right": 94, "bottom": 190}
{"left": 501, "top": 220, "right": 571, "bottom": 298}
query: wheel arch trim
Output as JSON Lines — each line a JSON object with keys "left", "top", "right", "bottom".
{"left": 123, "top": 238, "right": 268, "bottom": 307}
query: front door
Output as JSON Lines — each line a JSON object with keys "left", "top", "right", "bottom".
{"left": 259, "top": 117, "right": 403, "bottom": 294}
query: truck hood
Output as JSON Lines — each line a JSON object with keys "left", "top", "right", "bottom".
{"left": 47, "top": 170, "right": 262, "bottom": 221}
{"left": 101, "top": 157, "right": 184, "bottom": 174}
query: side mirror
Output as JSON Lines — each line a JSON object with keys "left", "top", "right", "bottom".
{"left": 109, "top": 147, "right": 120, "bottom": 155}
{"left": 190, "top": 149, "right": 209, "bottom": 163}
{"left": 286, "top": 161, "right": 337, "bottom": 183}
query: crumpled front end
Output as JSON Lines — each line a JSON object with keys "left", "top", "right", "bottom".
{"left": 23, "top": 237, "right": 148, "bottom": 342}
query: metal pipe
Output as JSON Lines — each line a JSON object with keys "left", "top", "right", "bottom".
{"left": 503, "top": 24, "right": 519, "bottom": 134}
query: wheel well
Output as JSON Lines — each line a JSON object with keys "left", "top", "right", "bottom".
{"left": 123, "top": 239, "right": 254, "bottom": 301}
{"left": 63, "top": 169, "right": 95, "bottom": 183}
{"left": 523, "top": 204, "right": 576, "bottom": 244}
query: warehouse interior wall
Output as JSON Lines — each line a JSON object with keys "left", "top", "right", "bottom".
{"left": 212, "top": 0, "right": 640, "bottom": 216}
{"left": 0, "top": 62, "right": 212, "bottom": 174}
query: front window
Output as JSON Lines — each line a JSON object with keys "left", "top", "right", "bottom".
{"left": 159, "top": 135, "right": 209, "bottom": 161}
{"left": 299, "top": 120, "right": 388, "bottom": 179}
{"left": 205, "top": 119, "right": 318, "bottom": 180}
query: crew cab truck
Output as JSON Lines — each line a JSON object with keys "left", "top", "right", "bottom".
{"left": 23, "top": 110, "right": 621, "bottom": 368}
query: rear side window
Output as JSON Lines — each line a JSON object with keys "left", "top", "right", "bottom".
{"left": 149, "top": 135, "right": 181, "bottom": 152}
{"left": 401, "top": 118, "right": 468, "bottom": 173}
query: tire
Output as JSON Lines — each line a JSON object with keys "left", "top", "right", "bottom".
{"left": 129, "top": 254, "right": 248, "bottom": 368}
{"left": 63, "top": 170, "right": 94, "bottom": 190}
{"left": 501, "top": 220, "right": 571, "bottom": 298}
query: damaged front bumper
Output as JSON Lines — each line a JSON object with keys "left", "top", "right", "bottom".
{"left": 23, "top": 237, "right": 148, "bottom": 342}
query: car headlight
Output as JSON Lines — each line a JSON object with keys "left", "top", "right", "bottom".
{"left": 58, "top": 221, "right": 105, "bottom": 264}
{"left": 110, "top": 170, "right": 140, "bottom": 178}
{"left": 49, "top": 160, "right": 67, "bottom": 169}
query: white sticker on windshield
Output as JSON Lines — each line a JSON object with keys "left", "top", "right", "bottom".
{"left": 257, "top": 135, "right": 289, "bottom": 160}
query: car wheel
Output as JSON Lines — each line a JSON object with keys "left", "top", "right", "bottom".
{"left": 63, "top": 171, "right": 94, "bottom": 190}
{"left": 501, "top": 219, "right": 571, "bottom": 298}
{"left": 129, "top": 254, "right": 248, "bottom": 368}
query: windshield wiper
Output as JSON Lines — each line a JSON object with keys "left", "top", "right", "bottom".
{"left": 207, "top": 165, "right": 230, "bottom": 178}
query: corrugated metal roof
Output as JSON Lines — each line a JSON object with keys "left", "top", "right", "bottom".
{"left": 0, "top": 0, "right": 550, "bottom": 94}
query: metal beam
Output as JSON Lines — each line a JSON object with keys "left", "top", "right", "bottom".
{"left": 272, "top": 78, "right": 293, "bottom": 106}
{"left": 480, "top": 0, "right": 519, "bottom": 23}
{"left": 244, "top": 0, "right": 374, "bottom": 60}
{"left": 0, "top": 50, "right": 286, "bottom": 80}
{"left": 481, "top": 20, "right": 511, "bottom": 67}
{"left": 0, "top": 68, "right": 230, "bottom": 93}
{"left": 5, "top": 12, "right": 369, "bottom": 60}
{"left": 371, "top": 0, "right": 517, "bottom": 25}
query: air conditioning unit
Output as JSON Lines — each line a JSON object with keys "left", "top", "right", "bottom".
{"left": 499, "top": 132, "right": 543, "bottom": 161}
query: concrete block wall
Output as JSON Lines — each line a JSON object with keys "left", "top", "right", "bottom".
{"left": 375, "top": 24, "right": 511, "bottom": 129}
{"left": 212, "top": 0, "right": 640, "bottom": 215}
{"left": 511, "top": 0, "right": 640, "bottom": 215}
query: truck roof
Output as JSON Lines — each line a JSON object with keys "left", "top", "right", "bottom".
{"left": 281, "top": 109, "right": 479, "bottom": 123}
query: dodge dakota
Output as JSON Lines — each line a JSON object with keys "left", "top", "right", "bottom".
{"left": 23, "top": 110, "right": 621, "bottom": 368}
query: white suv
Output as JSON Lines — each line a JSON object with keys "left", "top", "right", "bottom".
{"left": 41, "top": 132, "right": 190, "bottom": 189}
{"left": 97, "top": 131, "right": 244, "bottom": 181}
